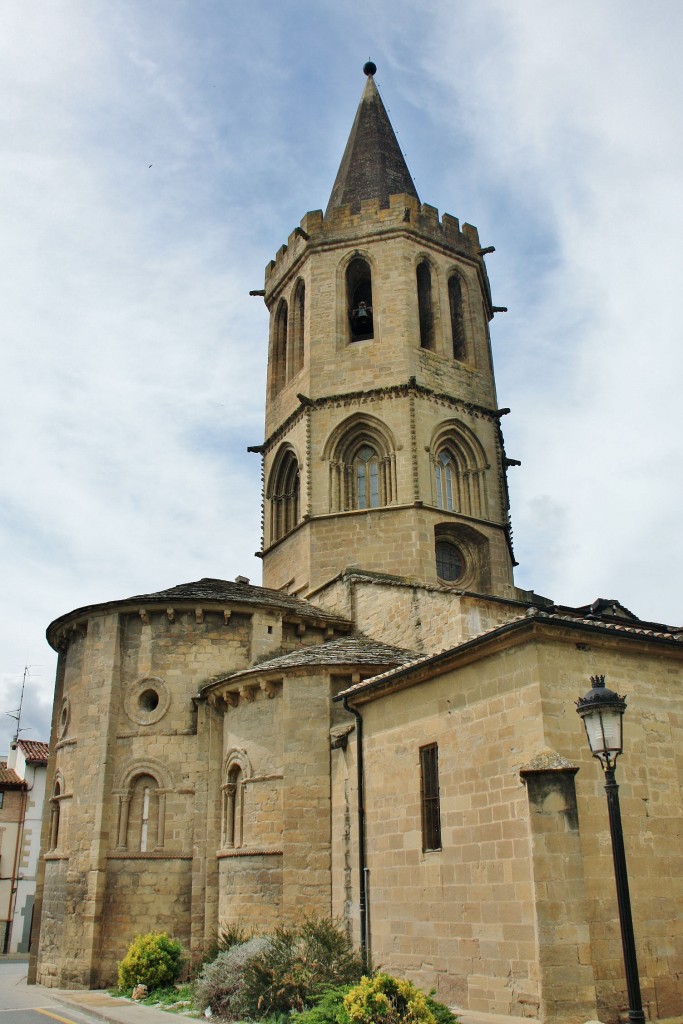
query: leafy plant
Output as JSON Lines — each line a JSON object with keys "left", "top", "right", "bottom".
{"left": 343, "top": 973, "right": 437, "bottom": 1024}
{"left": 240, "top": 917, "right": 364, "bottom": 1017}
{"left": 293, "top": 984, "right": 354, "bottom": 1024}
{"left": 200, "top": 920, "right": 255, "bottom": 972}
{"left": 424, "top": 995, "right": 458, "bottom": 1024}
{"left": 193, "top": 934, "right": 273, "bottom": 1018}
{"left": 140, "top": 982, "right": 195, "bottom": 1010}
{"left": 117, "top": 932, "right": 185, "bottom": 991}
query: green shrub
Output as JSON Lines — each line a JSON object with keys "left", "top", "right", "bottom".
{"left": 241, "top": 917, "right": 363, "bottom": 1017}
{"left": 193, "top": 935, "right": 273, "bottom": 1018}
{"left": 424, "top": 995, "right": 458, "bottom": 1024}
{"left": 117, "top": 931, "right": 184, "bottom": 990}
{"left": 293, "top": 984, "right": 354, "bottom": 1024}
{"left": 343, "top": 973, "right": 436, "bottom": 1024}
{"left": 199, "top": 921, "right": 255, "bottom": 972}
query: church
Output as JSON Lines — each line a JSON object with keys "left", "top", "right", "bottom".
{"left": 29, "top": 66, "right": 683, "bottom": 1024}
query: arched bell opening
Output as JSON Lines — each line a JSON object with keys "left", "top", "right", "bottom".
{"left": 347, "top": 257, "right": 374, "bottom": 340}
{"left": 417, "top": 260, "right": 435, "bottom": 350}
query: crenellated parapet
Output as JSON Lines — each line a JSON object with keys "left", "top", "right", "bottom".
{"left": 265, "top": 192, "right": 488, "bottom": 301}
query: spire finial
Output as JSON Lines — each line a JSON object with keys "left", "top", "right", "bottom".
{"left": 363, "top": 61, "right": 377, "bottom": 77}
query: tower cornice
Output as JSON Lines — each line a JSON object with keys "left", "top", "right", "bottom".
{"left": 259, "top": 379, "right": 508, "bottom": 456}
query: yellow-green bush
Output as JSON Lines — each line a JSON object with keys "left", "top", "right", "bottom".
{"left": 343, "top": 974, "right": 437, "bottom": 1024}
{"left": 117, "top": 931, "right": 185, "bottom": 991}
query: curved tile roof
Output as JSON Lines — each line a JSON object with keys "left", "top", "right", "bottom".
{"left": 17, "top": 740, "right": 49, "bottom": 762}
{"left": 206, "top": 634, "right": 418, "bottom": 689}
{"left": 47, "top": 577, "right": 351, "bottom": 647}
{"left": 0, "top": 767, "right": 25, "bottom": 787}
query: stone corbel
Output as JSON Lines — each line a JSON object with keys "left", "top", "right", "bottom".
{"left": 260, "top": 680, "right": 280, "bottom": 699}
{"left": 195, "top": 607, "right": 204, "bottom": 624}
{"left": 240, "top": 685, "right": 258, "bottom": 703}
{"left": 139, "top": 608, "right": 150, "bottom": 624}
{"left": 166, "top": 608, "right": 175, "bottom": 622}
{"left": 67, "top": 622, "right": 88, "bottom": 641}
{"left": 330, "top": 723, "right": 355, "bottom": 750}
{"left": 223, "top": 610, "right": 232, "bottom": 625}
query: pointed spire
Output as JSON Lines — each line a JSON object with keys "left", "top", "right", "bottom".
{"left": 325, "top": 64, "right": 419, "bottom": 218}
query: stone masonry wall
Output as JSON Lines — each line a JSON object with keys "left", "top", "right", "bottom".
{"left": 536, "top": 638, "right": 683, "bottom": 1022}
{"left": 33, "top": 600, "right": 315, "bottom": 987}
{"left": 356, "top": 643, "right": 545, "bottom": 1017}
{"left": 350, "top": 630, "right": 683, "bottom": 1022}
{"left": 313, "top": 575, "right": 526, "bottom": 655}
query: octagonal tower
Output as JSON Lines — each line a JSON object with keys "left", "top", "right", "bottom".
{"left": 259, "top": 69, "right": 517, "bottom": 600}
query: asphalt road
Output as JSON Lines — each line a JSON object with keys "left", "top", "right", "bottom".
{"left": 0, "top": 961, "right": 100, "bottom": 1024}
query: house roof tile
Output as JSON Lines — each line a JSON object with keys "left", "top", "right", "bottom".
{"left": 0, "top": 767, "right": 25, "bottom": 787}
{"left": 17, "top": 740, "right": 49, "bottom": 763}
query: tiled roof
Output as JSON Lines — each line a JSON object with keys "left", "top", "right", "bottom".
{"left": 0, "top": 767, "right": 25, "bottom": 787}
{"left": 47, "top": 577, "right": 352, "bottom": 647}
{"left": 337, "top": 605, "right": 683, "bottom": 701}
{"left": 325, "top": 72, "right": 418, "bottom": 217}
{"left": 17, "top": 740, "right": 49, "bottom": 762}
{"left": 126, "top": 578, "right": 347, "bottom": 622}
{"left": 207, "top": 634, "right": 418, "bottom": 688}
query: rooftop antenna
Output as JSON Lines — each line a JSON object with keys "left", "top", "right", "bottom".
{"left": 6, "top": 666, "right": 30, "bottom": 743}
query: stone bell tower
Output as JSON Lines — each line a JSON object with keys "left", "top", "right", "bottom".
{"left": 259, "top": 64, "right": 518, "bottom": 600}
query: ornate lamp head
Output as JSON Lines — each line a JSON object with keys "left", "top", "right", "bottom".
{"left": 576, "top": 674, "right": 627, "bottom": 771}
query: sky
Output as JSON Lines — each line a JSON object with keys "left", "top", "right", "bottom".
{"left": 2, "top": 0, "right": 682, "bottom": 755}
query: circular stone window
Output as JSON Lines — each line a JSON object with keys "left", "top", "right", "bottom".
{"left": 124, "top": 677, "right": 170, "bottom": 726}
{"left": 57, "top": 696, "right": 71, "bottom": 739}
{"left": 138, "top": 688, "right": 160, "bottom": 713}
{"left": 436, "top": 540, "right": 465, "bottom": 582}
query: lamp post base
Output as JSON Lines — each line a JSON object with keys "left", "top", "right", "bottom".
{"left": 604, "top": 767, "right": 646, "bottom": 1023}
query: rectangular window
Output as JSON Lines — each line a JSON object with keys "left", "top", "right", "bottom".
{"left": 420, "top": 743, "right": 441, "bottom": 851}
{"left": 0, "top": 791, "right": 4, "bottom": 809}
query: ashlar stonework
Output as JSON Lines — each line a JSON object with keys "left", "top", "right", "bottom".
{"left": 30, "top": 67, "right": 683, "bottom": 1024}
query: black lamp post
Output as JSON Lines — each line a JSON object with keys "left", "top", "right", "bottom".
{"left": 576, "top": 675, "right": 646, "bottom": 1024}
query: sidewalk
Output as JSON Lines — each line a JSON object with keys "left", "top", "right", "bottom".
{"left": 48, "top": 987, "right": 197, "bottom": 1024}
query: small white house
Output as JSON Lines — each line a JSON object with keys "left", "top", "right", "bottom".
{"left": 1, "top": 739, "right": 48, "bottom": 953}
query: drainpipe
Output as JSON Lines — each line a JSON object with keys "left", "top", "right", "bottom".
{"left": 341, "top": 696, "right": 368, "bottom": 971}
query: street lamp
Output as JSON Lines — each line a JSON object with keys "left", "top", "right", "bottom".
{"left": 576, "top": 675, "right": 646, "bottom": 1024}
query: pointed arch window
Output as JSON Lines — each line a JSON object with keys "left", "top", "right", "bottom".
{"left": 347, "top": 257, "right": 374, "bottom": 340}
{"left": 417, "top": 260, "right": 435, "bottom": 350}
{"left": 355, "top": 445, "right": 381, "bottom": 509}
{"left": 435, "top": 450, "right": 456, "bottom": 511}
{"left": 448, "top": 274, "right": 467, "bottom": 361}
{"left": 268, "top": 447, "right": 300, "bottom": 543}
{"left": 290, "top": 279, "right": 305, "bottom": 377}
{"left": 323, "top": 415, "right": 398, "bottom": 513}
{"left": 271, "top": 298, "right": 289, "bottom": 397}
{"left": 430, "top": 421, "right": 489, "bottom": 520}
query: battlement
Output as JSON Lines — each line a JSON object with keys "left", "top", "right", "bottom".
{"left": 265, "top": 192, "right": 483, "bottom": 297}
